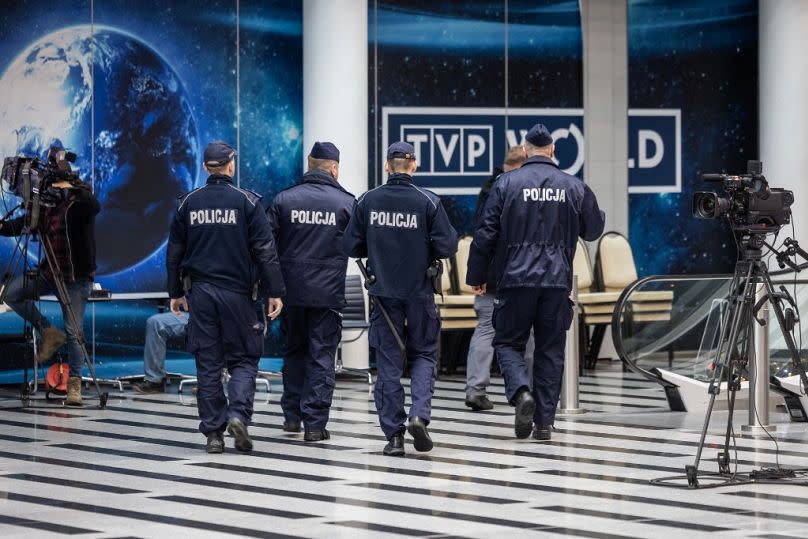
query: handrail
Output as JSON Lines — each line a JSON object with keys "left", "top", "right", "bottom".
{"left": 610, "top": 274, "right": 732, "bottom": 386}
{"left": 611, "top": 270, "right": 808, "bottom": 387}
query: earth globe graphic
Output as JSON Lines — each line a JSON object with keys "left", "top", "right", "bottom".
{"left": 0, "top": 25, "right": 199, "bottom": 275}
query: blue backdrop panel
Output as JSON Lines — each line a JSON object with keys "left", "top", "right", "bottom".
{"left": 0, "top": 1, "right": 303, "bottom": 379}
{"left": 627, "top": 0, "right": 758, "bottom": 275}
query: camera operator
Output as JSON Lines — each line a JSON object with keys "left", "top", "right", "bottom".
{"left": 0, "top": 158, "right": 100, "bottom": 407}
{"left": 467, "top": 124, "right": 605, "bottom": 441}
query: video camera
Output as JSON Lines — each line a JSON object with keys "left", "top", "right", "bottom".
{"left": 692, "top": 160, "right": 793, "bottom": 233}
{"left": 1, "top": 147, "right": 81, "bottom": 209}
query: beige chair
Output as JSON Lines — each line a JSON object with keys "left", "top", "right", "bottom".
{"left": 583, "top": 232, "right": 673, "bottom": 368}
{"left": 435, "top": 236, "right": 477, "bottom": 330}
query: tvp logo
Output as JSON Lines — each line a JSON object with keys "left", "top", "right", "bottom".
{"left": 382, "top": 107, "right": 681, "bottom": 195}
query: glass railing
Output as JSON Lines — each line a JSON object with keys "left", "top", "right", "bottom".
{"left": 612, "top": 272, "right": 808, "bottom": 385}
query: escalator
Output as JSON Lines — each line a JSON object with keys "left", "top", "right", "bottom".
{"left": 611, "top": 269, "right": 808, "bottom": 413}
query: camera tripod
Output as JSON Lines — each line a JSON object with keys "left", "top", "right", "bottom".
{"left": 0, "top": 208, "right": 108, "bottom": 409}
{"left": 684, "top": 231, "right": 807, "bottom": 488}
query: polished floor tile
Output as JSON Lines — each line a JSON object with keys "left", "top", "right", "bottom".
{"left": 2, "top": 364, "right": 808, "bottom": 538}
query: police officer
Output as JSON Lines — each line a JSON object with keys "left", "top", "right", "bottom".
{"left": 466, "top": 124, "right": 605, "bottom": 441}
{"left": 269, "top": 142, "right": 355, "bottom": 442}
{"left": 343, "top": 141, "right": 458, "bottom": 456}
{"left": 167, "top": 140, "right": 285, "bottom": 454}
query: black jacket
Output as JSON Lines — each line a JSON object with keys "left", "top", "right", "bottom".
{"left": 474, "top": 168, "right": 504, "bottom": 293}
{"left": 269, "top": 170, "right": 356, "bottom": 309}
{"left": 166, "top": 174, "right": 285, "bottom": 299}
{"left": 0, "top": 186, "right": 100, "bottom": 281}
{"left": 343, "top": 173, "right": 458, "bottom": 300}
{"left": 467, "top": 156, "right": 605, "bottom": 291}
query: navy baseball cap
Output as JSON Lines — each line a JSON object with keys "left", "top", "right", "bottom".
{"left": 387, "top": 141, "right": 416, "bottom": 160}
{"left": 525, "top": 124, "right": 553, "bottom": 147}
{"left": 309, "top": 141, "right": 340, "bottom": 162}
{"left": 204, "top": 140, "right": 237, "bottom": 167}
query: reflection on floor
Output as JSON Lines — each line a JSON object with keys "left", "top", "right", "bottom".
{"left": 2, "top": 364, "right": 808, "bottom": 539}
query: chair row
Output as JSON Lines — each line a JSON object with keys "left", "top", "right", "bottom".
{"left": 435, "top": 232, "right": 674, "bottom": 370}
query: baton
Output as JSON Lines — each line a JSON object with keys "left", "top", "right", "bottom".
{"left": 355, "top": 259, "right": 406, "bottom": 354}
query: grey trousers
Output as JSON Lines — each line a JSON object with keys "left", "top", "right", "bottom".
{"left": 465, "top": 293, "right": 534, "bottom": 398}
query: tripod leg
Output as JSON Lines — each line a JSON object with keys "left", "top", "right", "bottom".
{"left": 688, "top": 263, "right": 754, "bottom": 485}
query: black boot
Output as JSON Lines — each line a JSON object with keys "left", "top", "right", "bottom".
{"left": 383, "top": 432, "right": 405, "bottom": 457}
{"left": 227, "top": 418, "right": 253, "bottom": 453}
{"left": 532, "top": 424, "right": 552, "bottom": 441}
{"left": 512, "top": 388, "right": 535, "bottom": 439}
{"left": 407, "top": 417, "right": 433, "bottom": 452}
{"left": 206, "top": 432, "right": 224, "bottom": 454}
{"left": 304, "top": 429, "right": 330, "bottom": 442}
{"left": 283, "top": 420, "right": 302, "bottom": 433}
{"left": 465, "top": 394, "right": 494, "bottom": 411}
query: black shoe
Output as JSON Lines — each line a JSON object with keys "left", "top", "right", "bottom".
{"left": 512, "top": 389, "right": 535, "bottom": 439}
{"left": 227, "top": 418, "right": 253, "bottom": 453}
{"left": 465, "top": 394, "right": 494, "bottom": 411}
{"left": 133, "top": 379, "right": 165, "bottom": 394}
{"left": 206, "top": 432, "right": 224, "bottom": 454}
{"left": 533, "top": 424, "right": 552, "bottom": 441}
{"left": 407, "top": 417, "right": 433, "bottom": 452}
{"left": 383, "top": 433, "right": 405, "bottom": 457}
{"left": 304, "top": 429, "right": 330, "bottom": 442}
{"left": 283, "top": 420, "right": 302, "bottom": 433}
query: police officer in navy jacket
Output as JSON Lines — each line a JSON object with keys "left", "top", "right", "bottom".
{"left": 269, "top": 142, "right": 355, "bottom": 442}
{"left": 343, "top": 141, "right": 458, "bottom": 456}
{"left": 167, "top": 140, "right": 285, "bottom": 454}
{"left": 466, "top": 124, "right": 605, "bottom": 441}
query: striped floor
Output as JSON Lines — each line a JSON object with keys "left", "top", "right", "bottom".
{"left": 2, "top": 364, "right": 808, "bottom": 538}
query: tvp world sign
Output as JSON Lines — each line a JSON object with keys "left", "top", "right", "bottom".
{"left": 382, "top": 107, "right": 681, "bottom": 195}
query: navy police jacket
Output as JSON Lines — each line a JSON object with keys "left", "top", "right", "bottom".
{"left": 269, "top": 170, "right": 356, "bottom": 309}
{"left": 166, "top": 174, "right": 285, "bottom": 299}
{"left": 343, "top": 172, "right": 458, "bottom": 300}
{"left": 467, "top": 156, "right": 605, "bottom": 291}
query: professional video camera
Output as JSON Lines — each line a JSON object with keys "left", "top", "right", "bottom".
{"left": 1, "top": 147, "right": 81, "bottom": 209}
{"left": 692, "top": 160, "right": 793, "bottom": 233}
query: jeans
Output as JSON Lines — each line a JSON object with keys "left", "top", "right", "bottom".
{"left": 3, "top": 272, "right": 90, "bottom": 377}
{"left": 465, "top": 293, "right": 534, "bottom": 398}
{"left": 143, "top": 311, "right": 189, "bottom": 383}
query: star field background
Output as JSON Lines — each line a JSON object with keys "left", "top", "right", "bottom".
{"left": 0, "top": 1, "right": 302, "bottom": 375}
{"left": 0, "top": 0, "right": 302, "bottom": 294}
{"left": 628, "top": 0, "right": 758, "bottom": 275}
{"left": 369, "top": 0, "right": 583, "bottom": 237}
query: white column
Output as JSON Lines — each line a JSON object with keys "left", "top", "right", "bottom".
{"left": 304, "top": 0, "right": 369, "bottom": 369}
{"left": 580, "top": 0, "right": 628, "bottom": 361}
{"left": 760, "top": 1, "right": 808, "bottom": 246}
{"left": 580, "top": 0, "right": 628, "bottom": 236}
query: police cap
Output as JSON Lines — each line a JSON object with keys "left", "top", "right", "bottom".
{"left": 525, "top": 124, "right": 553, "bottom": 147}
{"left": 387, "top": 141, "right": 416, "bottom": 160}
{"left": 309, "top": 141, "right": 340, "bottom": 162}
{"left": 204, "top": 140, "right": 237, "bottom": 167}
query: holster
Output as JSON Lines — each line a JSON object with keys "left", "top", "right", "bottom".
{"left": 182, "top": 273, "right": 192, "bottom": 294}
{"left": 426, "top": 259, "right": 443, "bottom": 296}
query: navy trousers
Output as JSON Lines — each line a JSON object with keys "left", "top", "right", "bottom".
{"left": 369, "top": 297, "right": 440, "bottom": 439}
{"left": 280, "top": 306, "right": 342, "bottom": 432}
{"left": 492, "top": 287, "right": 573, "bottom": 426}
{"left": 187, "top": 282, "right": 264, "bottom": 435}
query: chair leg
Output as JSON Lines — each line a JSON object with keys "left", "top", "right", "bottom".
{"left": 586, "top": 325, "right": 606, "bottom": 369}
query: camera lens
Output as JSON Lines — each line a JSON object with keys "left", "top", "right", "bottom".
{"left": 693, "top": 192, "right": 718, "bottom": 219}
